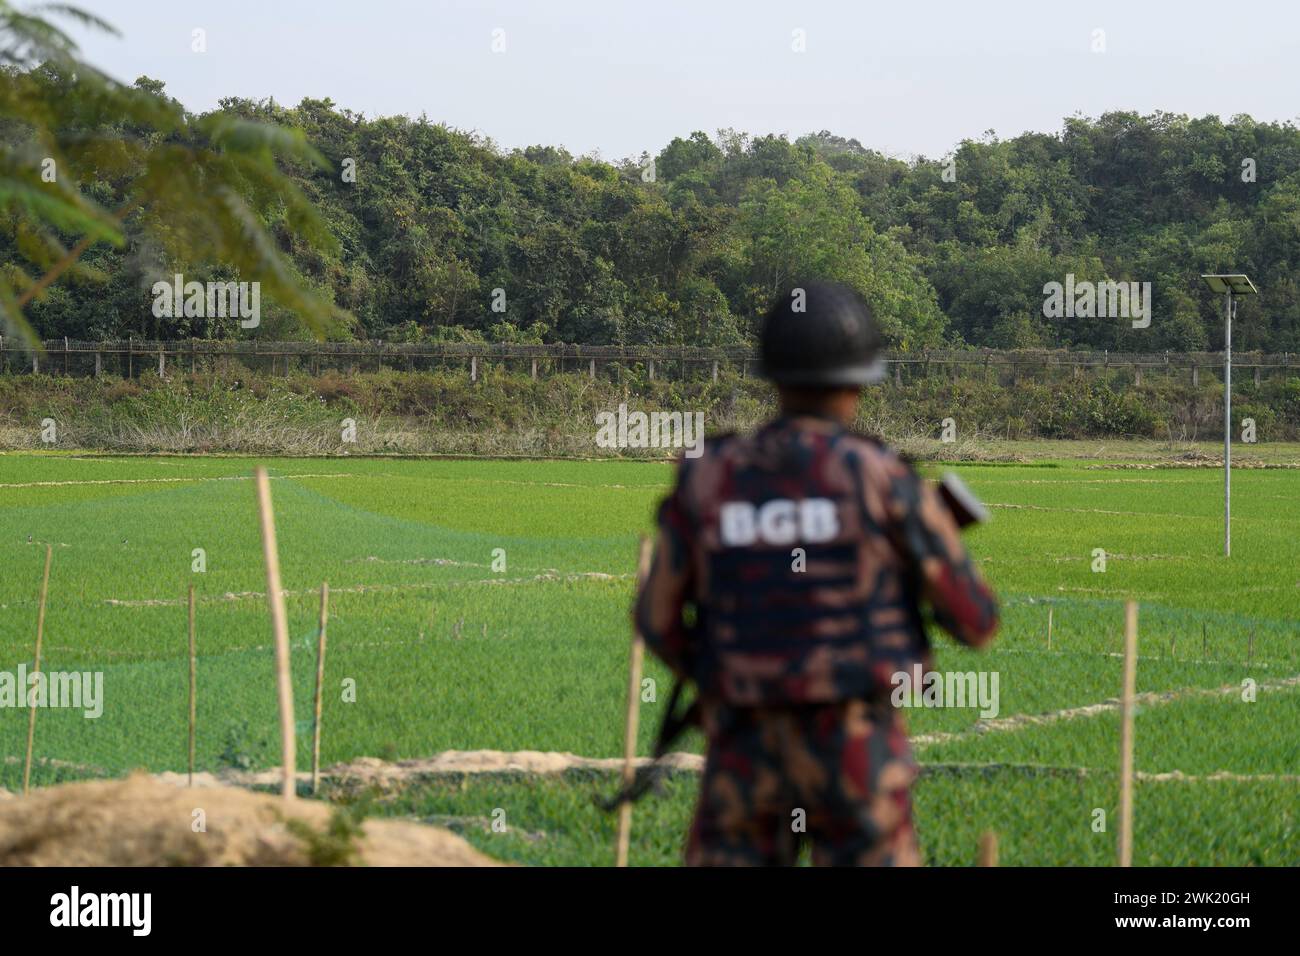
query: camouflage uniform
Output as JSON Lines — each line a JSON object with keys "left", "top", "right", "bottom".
{"left": 635, "top": 413, "right": 998, "bottom": 866}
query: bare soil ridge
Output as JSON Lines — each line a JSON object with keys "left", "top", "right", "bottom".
{"left": 0, "top": 773, "right": 500, "bottom": 866}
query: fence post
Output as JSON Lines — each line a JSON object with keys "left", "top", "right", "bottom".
{"left": 95, "top": 351, "right": 102, "bottom": 377}
{"left": 470, "top": 356, "right": 477, "bottom": 382}
{"left": 1192, "top": 366, "right": 1199, "bottom": 387}
{"left": 64, "top": 336, "right": 69, "bottom": 374}
{"left": 590, "top": 358, "right": 596, "bottom": 380}
{"left": 531, "top": 358, "right": 538, "bottom": 380}
{"left": 1118, "top": 601, "right": 1138, "bottom": 867}
{"left": 648, "top": 359, "right": 655, "bottom": 381}
{"left": 159, "top": 348, "right": 165, "bottom": 378}
{"left": 712, "top": 360, "right": 718, "bottom": 383}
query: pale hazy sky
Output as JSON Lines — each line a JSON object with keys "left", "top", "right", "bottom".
{"left": 67, "top": 0, "right": 1300, "bottom": 161}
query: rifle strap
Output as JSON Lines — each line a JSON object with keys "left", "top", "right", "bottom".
{"left": 596, "top": 677, "right": 699, "bottom": 812}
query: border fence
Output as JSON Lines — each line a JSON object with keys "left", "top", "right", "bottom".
{"left": 2, "top": 338, "right": 1298, "bottom": 386}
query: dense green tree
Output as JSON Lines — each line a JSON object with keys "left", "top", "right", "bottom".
{"left": 0, "top": 3, "right": 347, "bottom": 346}
{"left": 5, "top": 14, "right": 1300, "bottom": 354}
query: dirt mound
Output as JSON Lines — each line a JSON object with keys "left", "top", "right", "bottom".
{"left": 0, "top": 773, "right": 501, "bottom": 866}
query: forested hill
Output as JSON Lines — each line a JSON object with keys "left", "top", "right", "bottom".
{"left": 16, "top": 78, "right": 1300, "bottom": 351}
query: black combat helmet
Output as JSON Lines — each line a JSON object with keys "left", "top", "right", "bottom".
{"left": 759, "top": 281, "right": 885, "bottom": 386}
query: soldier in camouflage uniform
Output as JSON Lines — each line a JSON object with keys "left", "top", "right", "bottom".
{"left": 635, "top": 281, "right": 999, "bottom": 866}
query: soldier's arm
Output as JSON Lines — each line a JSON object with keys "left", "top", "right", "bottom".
{"left": 634, "top": 472, "right": 696, "bottom": 678}
{"left": 889, "top": 466, "right": 999, "bottom": 648}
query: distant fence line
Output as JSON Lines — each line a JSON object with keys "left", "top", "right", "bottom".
{"left": 3, "top": 339, "right": 1298, "bottom": 387}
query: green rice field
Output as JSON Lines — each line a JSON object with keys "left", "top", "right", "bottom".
{"left": 0, "top": 450, "right": 1296, "bottom": 865}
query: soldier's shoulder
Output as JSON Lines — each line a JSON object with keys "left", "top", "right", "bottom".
{"left": 833, "top": 431, "right": 917, "bottom": 479}
{"left": 835, "top": 430, "right": 900, "bottom": 462}
{"left": 685, "top": 430, "right": 741, "bottom": 461}
{"left": 671, "top": 430, "right": 737, "bottom": 478}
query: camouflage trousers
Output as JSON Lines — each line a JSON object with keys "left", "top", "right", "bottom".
{"left": 685, "top": 697, "right": 921, "bottom": 867}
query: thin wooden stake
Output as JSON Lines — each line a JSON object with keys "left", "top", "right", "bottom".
{"left": 616, "top": 536, "right": 653, "bottom": 868}
{"left": 188, "top": 584, "right": 197, "bottom": 787}
{"left": 1202, "top": 621, "right": 1207, "bottom": 659}
{"left": 22, "top": 544, "right": 52, "bottom": 796}
{"left": 1248, "top": 629, "right": 1255, "bottom": 665}
{"left": 1047, "top": 607, "right": 1053, "bottom": 650}
{"left": 1118, "top": 600, "right": 1138, "bottom": 867}
{"left": 311, "top": 582, "right": 329, "bottom": 795}
{"left": 978, "top": 830, "right": 999, "bottom": 867}
{"left": 254, "top": 466, "right": 296, "bottom": 801}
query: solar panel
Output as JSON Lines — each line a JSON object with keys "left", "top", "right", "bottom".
{"left": 1201, "top": 274, "right": 1258, "bottom": 295}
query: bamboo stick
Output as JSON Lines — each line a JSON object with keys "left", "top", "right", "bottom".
{"left": 254, "top": 467, "right": 296, "bottom": 801}
{"left": 1118, "top": 601, "right": 1138, "bottom": 867}
{"left": 188, "top": 584, "right": 197, "bottom": 787}
{"left": 978, "top": 830, "right": 999, "bottom": 867}
{"left": 615, "top": 536, "right": 653, "bottom": 867}
{"left": 312, "top": 582, "right": 329, "bottom": 795}
{"left": 22, "top": 544, "right": 52, "bottom": 796}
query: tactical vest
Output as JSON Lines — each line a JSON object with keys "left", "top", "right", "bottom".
{"left": 679, "top": 418, "right": 929, "bottom": 707}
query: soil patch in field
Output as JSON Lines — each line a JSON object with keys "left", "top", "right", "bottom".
{"left": 0, "top": 773, "right": 501, "bottom": 866}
